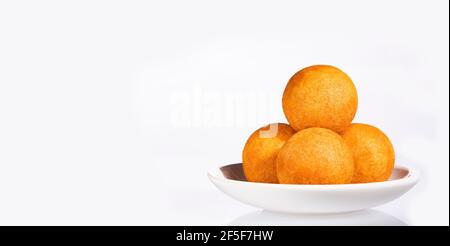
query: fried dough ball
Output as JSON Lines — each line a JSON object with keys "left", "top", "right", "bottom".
{"left": 276, "top": 127, "right": 354, "bottom": 184}
{"left": 341, "top": 123, "right": 395, "bottom": 183}
{"left": 242, "top": 123, "right": 296, "bottom": 183}
{"left": 282, "top": 65, "right": 358, "bottom": 133}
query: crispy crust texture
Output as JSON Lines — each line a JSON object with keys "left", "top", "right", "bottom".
{"left": 282, "top": 65, "right": 358, "bottom": 133}
{"left": 276, "top": 127, "right": 354, "bottom": 184}
{"left": 341, "top": 123, "right": 395, "bottom": 183}
{"left": 242, "top": 123, "right": 296, "bottom": 183}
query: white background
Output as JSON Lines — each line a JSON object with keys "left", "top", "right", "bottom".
{"left": 0, "top": 0, "right": 448, "bottom": 225}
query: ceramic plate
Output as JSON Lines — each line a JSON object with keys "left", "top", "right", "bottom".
{"left": 208, "top": 163, "right": 419, "bottom": 214}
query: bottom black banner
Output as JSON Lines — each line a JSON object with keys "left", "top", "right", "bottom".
{"left": 0, "top": 226, "right": 448, "bottom": 244}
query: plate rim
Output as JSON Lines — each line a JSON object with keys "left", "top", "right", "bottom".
{"left": 208, "top": 163, "right": 420, "bottom": 191}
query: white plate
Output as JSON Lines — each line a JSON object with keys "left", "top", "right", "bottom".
{"left": 208, "top": 163, "right": 419, "bottom": 214}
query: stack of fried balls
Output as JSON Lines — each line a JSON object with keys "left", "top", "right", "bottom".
{"left": 242, "top": 65, "right": 395, "bottom": 184}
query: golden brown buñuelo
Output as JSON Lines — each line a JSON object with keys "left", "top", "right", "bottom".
{"left": 242, "top": 123, "right": 295, "bottom": 183}
{"left": 276, "top": 127, "right": 354, "bottom": 184}
{"left": 341, "top": 123, "right": 395, "bottom": 183}
{"left": 282, "top": 65, "right": 358, "bottom": 133}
